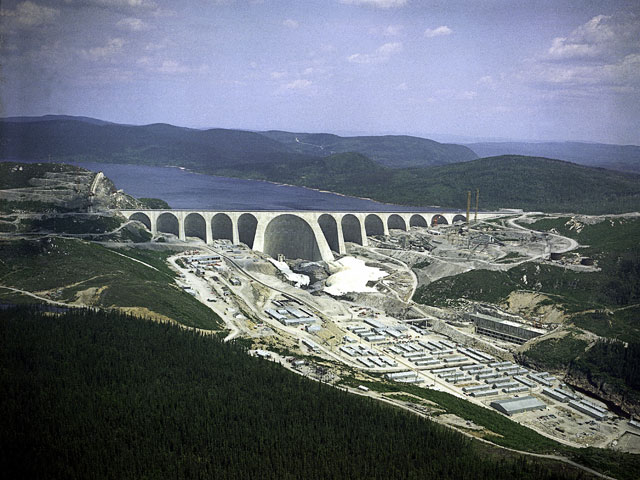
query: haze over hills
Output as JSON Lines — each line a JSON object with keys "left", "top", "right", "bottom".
{"left": 2, "top": 115, "right": 640, "bottom": 214}
{"left": 260, "top": 130, "right": 478, "bottom": 168}
{"left": 0, "top": 115, "right": 477, "bottom": 171}
{"left": 0, "top": 117, "right": 312, "bottom": 170}
{"left": 3, "top": 115, "right": 640, "bottom": 175}
{"left": 467, "top": 142, "right": 640, "bottom": 174}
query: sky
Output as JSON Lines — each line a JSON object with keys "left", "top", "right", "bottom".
{"left": 1, "top": 0, "right": 639, "bottom": 144}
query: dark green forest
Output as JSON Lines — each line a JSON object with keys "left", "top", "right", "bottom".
{"left": 217, "top": 153, "right": 640, "bottom": 214}
{"left": 0, "top": 307, "right": 587, "bottom": 479}
{"left": 569, "top": 339, "right": 640, "bottom": 408}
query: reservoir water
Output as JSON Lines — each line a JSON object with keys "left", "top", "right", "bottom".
{"left": 5, "top": 160, "right": 460, "bottom": 212}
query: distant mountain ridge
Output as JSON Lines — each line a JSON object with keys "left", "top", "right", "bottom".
{"left": 1, "top": 114, "right": 115, "bottom": 126}
{"left": 2, "top": 115, "right": 640, "bottom": 214}
{"left": 260, "top": 130, "right": 478, "bottom": 168}
{"left": 0, "top": 115, "right": 478, "bottom": 170}
{"left": 0, "top": 118, "right": 310, "bottom": 170}
{"left": 467, "top": 141, "right": 640, "bottom": 174}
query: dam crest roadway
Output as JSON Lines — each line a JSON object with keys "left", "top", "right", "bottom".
{"left": 120, "top": 209, "right": 503, "bottom": 262}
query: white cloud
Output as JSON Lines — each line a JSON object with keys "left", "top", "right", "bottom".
{"left": 545, "top": 14, "right": 639, "bottom": 61}
{"left": 82, "top": 38, "right": 126, "bottom": 60}
{"left": 433, "top": 89, "right": 477, "bottom": 101}
{"left": 65, "top": 0, "right": 157, "bottom": 8}
{"left": 522, "top": 14, "right": 640, "bottom": 96}
{"left": 477, "top": 75, "right": 497, "bottom": 90}
{"left": 283, "top": 18, "right": 298, "bottom": 29}
{"left": 384, "top": 25, "right": 403, "bottom": 36}
{"left": 270, "top": 71, "right": 286, "bottom": 79}
{"left": 137, "top": 56, "right": 207, "bottom": 75}
{"left": 303, "top": 67, "right": 314, "bottom": 75}
{"left": 339, "top": 0, "right": 407, "bottom": 8}
{"left": 0, "top": 1, "right": 59, "bottom": 28}
{"left": 424, "top": 25, "right": 452, "bottom": 38}
{"left": 396, "top": 82, "right": 408, "bottom": 90}
{"left": 524, "top": 53, "right": 640, "bottom": 88}
{"left": 157, "top": 59, "right": 190, "bottom": 74}
{"left": 347, "top": 41, "right": 402, "bottom": 64}
{"left": 284, "top": 79, "right": 312, "bottom": 90}
{"left": 116, "top": 17, "right": 149, "bottom": 31}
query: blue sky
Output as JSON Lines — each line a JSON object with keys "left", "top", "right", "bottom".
{"left": 1, "top": 0, "right": 639, "bottom": 144}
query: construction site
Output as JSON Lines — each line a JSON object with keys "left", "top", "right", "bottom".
{"left": 164, "top": 192, "right": 639, "bottom": 454}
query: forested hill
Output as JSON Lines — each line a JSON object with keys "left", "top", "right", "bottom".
{"left": 467, "top": 141, "right": 640, "bottom": 174}
{"left": 0, "top": 307, "right": 592, "bottom": 479}
{"left": 260, "top": 130, "right": 478, "bottom": 167}
{"left": 0, "top": 116, "right": 477, "bottom": 169}
{"left": 216, "top": 153, "right": 640, "bottom": 214}
{"left": 0, "top": 118, "right": 312, "bottom": 169}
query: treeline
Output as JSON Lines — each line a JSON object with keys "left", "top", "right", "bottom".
{"left": 216, "top": 153, "right": 640, "bottom": 214}
{"left": 0, "top": 307, "right": 584, "bottom": 480}
{"left": 571, "top": 340, "right": 640, "bottom": 395}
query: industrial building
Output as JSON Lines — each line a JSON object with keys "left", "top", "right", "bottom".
{"left": 490, "top": 396, "right": 547, "bottom": 416}
{"left": 568, "top": 400, "right": 608, "bottom": 421}
{"left": 467, "top": 312, "right": 545, "bottom": 344}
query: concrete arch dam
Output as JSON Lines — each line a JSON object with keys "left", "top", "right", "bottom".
{"left": 120, "top": 209, "right": 499, "bottom": 262}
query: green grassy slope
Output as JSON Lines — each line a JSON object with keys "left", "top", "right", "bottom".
{"left": 0, "top": 238, "right": 221, "bottom": 329}
{"left": 415, "top": 217, "right": 640, "bottom": 331}
{"left": 0, "top": 161, "right": 87, "bottom": 189}
{"left": 0, "top": 307, "right": 596, "bottom": 480}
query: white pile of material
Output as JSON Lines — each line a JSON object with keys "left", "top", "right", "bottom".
{"left": 324, "top": 256, "right": 387, "bottom": 296}
{"left": 269, "top": 259, "right": 310, "bottom": 287}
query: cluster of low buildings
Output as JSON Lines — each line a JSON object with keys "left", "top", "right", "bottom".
{"left": 265, "top": 296, "right": 319, "bottom": 328}
{"left": 333, "top": 316, "right": 616, "bottom": 426}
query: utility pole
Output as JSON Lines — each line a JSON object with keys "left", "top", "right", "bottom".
{"left": 466, "top": 191, "right": 471, "bottom": 226}
{"left": 474, "top": 189, "right": 480, "bottom": 224}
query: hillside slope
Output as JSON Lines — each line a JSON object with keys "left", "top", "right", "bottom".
{"left": 216, "top": 153, "right": 640, "bottom": 214}
{"left": 0, "top": 307, "right": 595, "bottom": 480}
{"left": 0, "top": 118, "right": 312, "bottom": 170}
{"left": 261, "top": 130, "right": 478, "bottom": 168}
{"left": 467, "top": 141, "right": 640, "bottom": 174}
{"left": 0, "top": 116, "right": 477, "bottom": 171}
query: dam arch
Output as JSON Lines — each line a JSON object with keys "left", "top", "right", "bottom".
{"left": 184, "top": 212, "right": 206, "bottom": 242}
{"left": 264, "top": 214, "right": 322, "bottom": 261}
{"left": 129, "top": 212, "right": 151, "bottom": 230}
{"left": 431, "top": 214, "right": 448, "bottom": 226}
{"left": 388, "top": 214, "right": 407, "bottom": 231}
{"left": 452, "top": 214, "right": 467, "bottom": 224}
{"left": 410, "top": 214, "right": 428, "bottom": 228}
{"left": 238, "top": 213, "right": 258, "bottom": 248}
{"left": 318, "top": 214, "right": 340, "bottom": 253}
{"left": 341, "top": 214, "right": 363, "bottom": 245}
{"left": 157, "top": 212, "right": 179, "bottom": 236}
{"left": 211, "top": 213, "right": 233, "bottom": 241}
{"left": 365, "top": 214, "right": 384, "bottom": 236}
